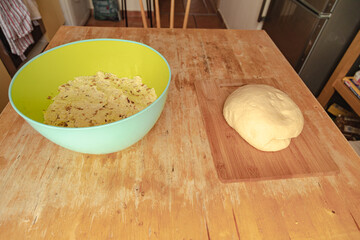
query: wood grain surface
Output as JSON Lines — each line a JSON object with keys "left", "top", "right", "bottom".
{"left": 1, "top": 26, "right": 360, "bottom": 239}
{"left": 195, "top": 79, "right": 339, "bottom": 182}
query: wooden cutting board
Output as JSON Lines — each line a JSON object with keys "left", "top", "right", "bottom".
{"left": 195, "top": 79, "right": 339, "bottom": 182}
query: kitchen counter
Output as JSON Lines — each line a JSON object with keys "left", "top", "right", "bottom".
{"left": 0, "top": 26, "right": 359, "bottom": 239}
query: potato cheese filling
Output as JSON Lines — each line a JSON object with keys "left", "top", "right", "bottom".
{"left": 44, "top": 72, "right": 157, "bottom": 127}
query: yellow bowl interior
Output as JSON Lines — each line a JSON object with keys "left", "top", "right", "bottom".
{"left": 10, "top": 39, "right": 170, "bottom": 122}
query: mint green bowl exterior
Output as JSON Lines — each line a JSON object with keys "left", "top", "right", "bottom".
{"left": 25, "top": 96, "right": 167, "bottom": 154}
{"left": 9, "top": 39, "right": 171, "bottom": 154}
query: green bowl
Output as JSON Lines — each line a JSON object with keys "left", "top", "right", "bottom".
{"left": 9, "top": 39, "right": 171, "bottom": 154}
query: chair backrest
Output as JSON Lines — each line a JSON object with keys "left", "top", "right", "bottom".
{"left": 139, "top": 0, "right": 191, "bottom": 29}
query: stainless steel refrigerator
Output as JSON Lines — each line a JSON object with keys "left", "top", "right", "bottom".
{"left": 262, "top": 0, "right": 360, "bottom": 96}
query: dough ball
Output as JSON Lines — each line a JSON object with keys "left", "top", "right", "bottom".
{"left": 223, "top": 84, "right": 304, "bottom": 152}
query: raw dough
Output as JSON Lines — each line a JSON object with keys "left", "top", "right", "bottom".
{"left": 223, "top": 84, "right": 304, "bottom": 152}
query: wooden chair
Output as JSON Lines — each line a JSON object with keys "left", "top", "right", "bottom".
{"left": 139, "top": 0, "right": 192, "bottom": 29}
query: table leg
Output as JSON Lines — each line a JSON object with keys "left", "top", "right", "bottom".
{"left": 147, "top": 0, "right": 153, "bottom": 27}
{"left": 124, "top": 0, "right": 128, "bottom": 27}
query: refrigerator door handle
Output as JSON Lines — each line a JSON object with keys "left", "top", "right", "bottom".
{"left": 292, "top": 0, "right": 331, "bottom": 18}
{"left": 258, "top": 0, "right": 271, "bottom": 22}
{"left": 298, "top": 0, "right": 337, "bottom": 15}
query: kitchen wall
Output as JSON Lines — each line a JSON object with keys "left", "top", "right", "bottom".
{"left": 0, "top": 59, "right": 12, "bottom": 113}
{"left": 36, "top": 0, "right": 65, "bottom": 41}
{"left": 218, "top": 0, "right": 269, "bottom": 30}
{"left": 126, "top": 0, "right": 149, "bottom": 11}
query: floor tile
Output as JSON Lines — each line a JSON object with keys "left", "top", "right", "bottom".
{"left": 204, "top": 0, "right": 217, "bottom": 13}
{"left": 194, "top": 15, "right": 226, "bottom": 29}
{"left": 183, "top": 0, "right": 212, "bottom": 14}
{"left": 159, "top": 14, "right": 196, "bottom": 28}
{"left": 159, "top": 0, "right": 185, "bottom": 13}
{"left": 86, "top": 18, "right": 123, "bottom": 27}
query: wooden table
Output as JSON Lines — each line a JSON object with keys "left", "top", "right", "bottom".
{"left": 1, "top": 26, "right": 360, "bottom": 239}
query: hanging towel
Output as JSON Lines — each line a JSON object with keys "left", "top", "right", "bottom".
{"left": 21, "top": 0, "right": 41, "bottom": 20}
{"left": 0, "top": 0, "right": 34, "bottom": 60}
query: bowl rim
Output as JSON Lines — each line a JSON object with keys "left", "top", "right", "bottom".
{"left": 8, "top": 38, "right": 171, "bottom": 131}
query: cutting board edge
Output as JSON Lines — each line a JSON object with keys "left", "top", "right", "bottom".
{"left": 216, "top": 167, "right": 340, "bottom": 183}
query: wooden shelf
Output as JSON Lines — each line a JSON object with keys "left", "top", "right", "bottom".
{"left": 333, "top": 79, "right": 360, "bottom": 116}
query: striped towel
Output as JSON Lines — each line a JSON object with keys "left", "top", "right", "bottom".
{"left": 0, "top": 0, "right": 34, "bottom": 60}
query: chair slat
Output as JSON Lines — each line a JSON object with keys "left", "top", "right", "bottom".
{"left": 140, "top": 0, "right": 192, "bottom": 29}
{"left": 139, "top": 0, "right": 148, "bottom": 28}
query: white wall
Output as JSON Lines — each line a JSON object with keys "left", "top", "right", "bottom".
{"left": 126, "top": 0, "right": 149, "bottom": 11}
{"left": 218, "top": 0, "right": 270, "bottom": 30}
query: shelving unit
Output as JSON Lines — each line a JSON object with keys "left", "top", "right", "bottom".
{"left": 333, "top": 78, "right": 360, "bottom": 114}
{"left": 318, "top": 31, "right": 360, "bottom": 115}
